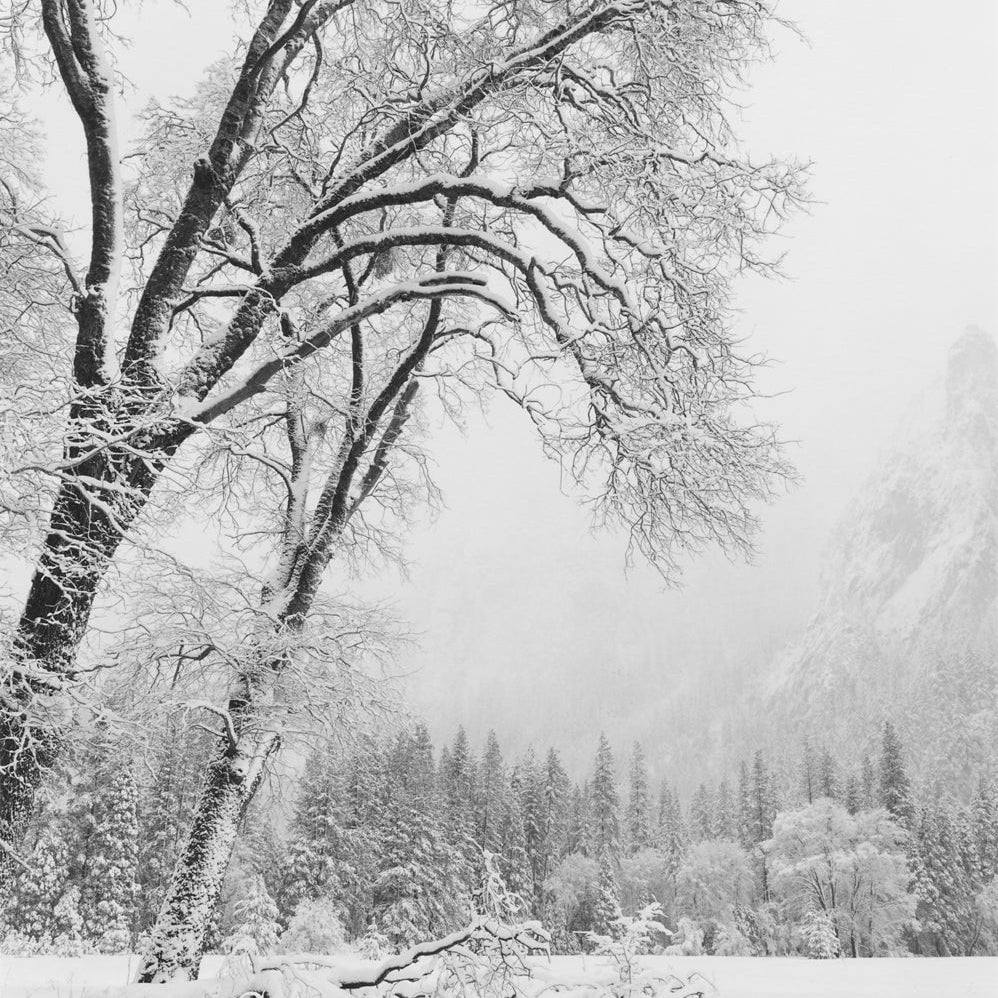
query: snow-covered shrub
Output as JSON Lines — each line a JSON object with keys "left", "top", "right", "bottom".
{"left": 586, "top": 904, "right": 716, "bottom": 998}
{"left": 799, "top": 910, "right": 840, "bottom": 959}
{"left": 712, "top": 921, "right": 752, "bottom": 955}
{"left": 280, "top": 896, "right": 348, "bottom": 954}
{"left": 0, "top": 930, "right": 43, "bottom": 956}
{"left": 664, "top": 917, "right": 704, "bottom": 956}
{"left": 220, "top": 873, "right": 282, "bottom": 976}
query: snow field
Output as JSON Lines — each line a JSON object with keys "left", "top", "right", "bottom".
{"left": 3, "top": 954, "right": 996, "bottom": 998}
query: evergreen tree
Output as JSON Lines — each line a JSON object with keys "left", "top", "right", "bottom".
{"left": 374, "top": 730, "right": 469, "bottom": 946}
{"left": 280, "top": 746, "right": 348, "bottom": 918}
{"left": 442, "top": 727, "right": 477, "bottom": 830}
{"left": 657, "top": 780, "right": 687, "bottom": 886}
{"left": 912, "top": 796, "right": 983, "bottom": 955}
{"left": 498, "top": 768, "right": 533, "bottom": 905}
{"left": 477, "top": 731, "right": 506, "bottom": 854}
{"left": 592, "top": 847, "right": 622, "bottom": 935}
{"left": 80, "top": 766, "right": 138, "bottom": 951}
{"left": 5, "top": 826, "right": 71, "bottom": 944}
{"left": 800, "top": 909, "right": 840, "bottom": 959}
{"left": 879, "top": 722, "right": 915, "bottom": 826}
{"left": 860, "top": 754, "right": 878, "bottom": 810}
{"left": 817, "top": 749, "right": 839, "bottom": 802}
{"left": 590, "top": 735, "right": 620, "bottom": 858}
{"left": 225, "top": 874, "right": 281, "bottom": 954}
{"left": 542, "top": 748, "right": 572, "bottom": 862}
{"left": 713, "top": 779, "right": 737, "bottom": 840}
{"left": 748, "top": 752, "right": 777, "bottom": 846}
{"left": 800, "top": 739, "right": 816, "bottom": 805}
{"left": 566, "top": 782, "right": 592, "bottom": 856}
{"left": 625, "top": 742, "right": 652, "bottom": 853}
{"left": 972, "top": 777, "right": 998, "bottom": 882}
{"left": 844, "top": 773, "right": 862, "bottom": 815}
{"left": 518, "top": 750, "right": 547, "bottom": 907}
{"left": 737, "top": 761, "right": 754, "bottom": 850}
{"left": 689, "top": 783, "right": 714, "bottom": 842}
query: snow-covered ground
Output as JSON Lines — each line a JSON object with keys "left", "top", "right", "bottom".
{"left": 2, "top": 954, "right": 996, "bottom": 998}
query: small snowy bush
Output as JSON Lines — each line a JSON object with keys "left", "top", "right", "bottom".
{"left": 280, "top": 896, "right": 348, "bottom": 954}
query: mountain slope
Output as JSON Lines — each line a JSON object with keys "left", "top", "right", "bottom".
{"left": 762, "top": 328, "right": 998, "bottom": 786}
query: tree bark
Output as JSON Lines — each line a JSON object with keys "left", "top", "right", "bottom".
{"left": 136, "top": 723, "right": 278, "bottom": 982}
{"left": 0, "top": 449, "right": 157, "bottom": 890}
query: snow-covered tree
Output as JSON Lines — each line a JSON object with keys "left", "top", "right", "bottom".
{"left": 879, "top": 722, "right": 915, "bottom": 827}
{"left": 591, "top": 735, "right": 621, "bottom": 858}
{"left": 912, "top": 795, "right": 985, "bottom": 955}
{"left": 689, "top": 784, "right": 714, "bottom": 843}
{"left": 1, "top": 7, "right": 804, "bottom": 953}
{"left": 625, "top": 743, "right": 652, "bottom": 854}
{"left": 223, "top": 875, "right": 281, "bottom": 956}
{"left": 477, "top": 731, "right": 506, "bottom": 855}
{"left": 592, "top": 847, "right": 623, "bottom": 936}
{"left": 817, "top": 749, "right": 839, "bottom": 802}
{"left": 799, "top": 909, "right": 840, "bottom": 959}
{"left": 766, "top": 799, "right": 916, "bottom": 957}
{"left": 3, "top": 826, "right": 71, "bottom": 946}
{"left": 713, "top": 780, "right": 737, "bottom": 841}
{"left": 676, "top": 839, "right": 754, "bottom": 932}
{"left": 79, "top": 766, "right": 138, "bottom": 951}
{"left": 279, "top": 896, "right": 348, "bottom": 955}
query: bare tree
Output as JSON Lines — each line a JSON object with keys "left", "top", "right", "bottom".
{"left": 0, "top": 0, "right": 802, "bottom": 929}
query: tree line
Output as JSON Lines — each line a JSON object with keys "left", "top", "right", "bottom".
{"left": 3, "top": 719, "right": 997, "bottom": 959}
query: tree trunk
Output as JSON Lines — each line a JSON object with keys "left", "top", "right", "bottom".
{"left": 0, "top": 456, "right": 155, "bottom": 890}
{"left": 136, "top": 727, "right": 278, "bottom": 982}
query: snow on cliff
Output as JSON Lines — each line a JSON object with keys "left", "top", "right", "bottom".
{"left": 762, "top": 328, "right": 998, "bottom": 777}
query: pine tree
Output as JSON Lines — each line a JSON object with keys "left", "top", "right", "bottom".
{"left": 590, "top": 735, "right": 620, "bottom": 858}
{"left": 912, "top": 796, "right": 982, "bottom": 955}
{"left": 844, "top": 773, "right": 862, "bottom": 815}
{"left": 442, "top": 727, "right": 477, "bottom": 829}
{"left": 971, "top": 777, "right": 998, "bottom": 882}
{"left": 748, "top": 752, "right": 776, "bottom": 846}
{"left": 566, "top": 782, "right": 592, "bottom": 856}
{"left": 280, "top": 745, "right": 347, "bottom": 918}
{"left": 7, "top": 826, "right": 71, "bottom": 945}
{"left": 374, "top": 731, "right": 469, "bottom": 946}
{"left": 689, "top": 783, "right": 714, "bottom": 842}
{"left": 860, "top": 754, "right": 878, "bottom": 810}
{"left": 800, "top": 909, "right": 840, "bottom": 959}
{"left": 657, "top": 780, "right": 687, "bottom": 883}
{"left": 80, "top": 766, "right": 138, "bottom": 951}
{"left": 542, "top": 748, "right": 572, "bottom": 862}
{"left": 879, "top": 722, "right": 915, "bottom": 826}
{"left": 737, "top": 761, "right": 754, "bottom": 850}
{"left": 225, "top": 874, "right": 281, "bottom": 954}
{"left": 518, "top": 750, "right": 547, "bottom": 908}
{"left": 592, "top": 847, "right": 622, "bottom": 936}
{"left": 817, "top": 749, "right": 839, "bottom": 802}
{"left": 477, "top": 731, "right": 506, "bottom": 854}
{"left": 713, "top": 779, "right": 737, "bottom": 840}
{"left": 625, "top": 742, "right": 652, "bottom": 853}
{"left": 800, "top": 739, "right": 816, "bottom": 805}
{"left": 498, "top": 768, "right": 532, "bottom": 906}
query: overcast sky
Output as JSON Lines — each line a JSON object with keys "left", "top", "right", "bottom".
{"left": 23, "top": 1, "right": 998, "bottom": 767}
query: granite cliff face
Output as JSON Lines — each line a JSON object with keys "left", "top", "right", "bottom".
{"left": 763, "top": 329, "right": 998, "bottom": 784}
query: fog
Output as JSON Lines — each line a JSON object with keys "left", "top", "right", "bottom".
{"left": 23, "top": 1, "right": 998, "bottom": 770}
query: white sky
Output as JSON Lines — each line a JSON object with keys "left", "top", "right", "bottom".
{"left": 18, "top": 1, "right": 998, "bottom": 770}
